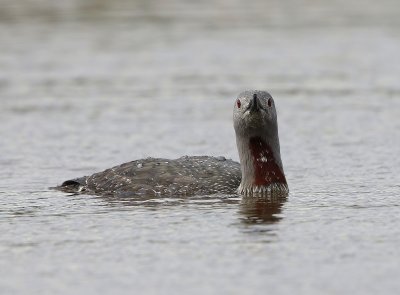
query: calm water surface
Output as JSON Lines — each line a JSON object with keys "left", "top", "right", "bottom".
{"left": 1, "top": 1, "right": 400, "bottom": 294}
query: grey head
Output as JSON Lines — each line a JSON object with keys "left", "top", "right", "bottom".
{"left": 233, "top": 90, "right": 288, "bottom": 196}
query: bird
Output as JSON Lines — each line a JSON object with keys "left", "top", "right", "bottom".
{"left": 57, "top": 90, "right": 288, "bottom": 197}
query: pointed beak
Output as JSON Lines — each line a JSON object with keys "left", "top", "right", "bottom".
{"left": 247, "top": 94, "right": 262, "bottom": 113}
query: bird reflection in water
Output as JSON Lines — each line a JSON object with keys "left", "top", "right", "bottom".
{"left": 239, "top": 193, "right": 287, "bottom": 225}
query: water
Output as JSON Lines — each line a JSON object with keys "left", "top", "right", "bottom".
{"left": 1, "top": 1, "right": 400, "bottom": 294}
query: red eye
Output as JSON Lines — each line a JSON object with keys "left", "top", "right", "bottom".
{"left": 236, "top": 99, "right": 241, "bottom": 108}
{"left": 268, "top": 98, "right": 272, "bottom": 107}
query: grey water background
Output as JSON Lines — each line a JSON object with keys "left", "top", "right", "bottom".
{"left": 1, "top": 0, "right": 400, "bottom": 294}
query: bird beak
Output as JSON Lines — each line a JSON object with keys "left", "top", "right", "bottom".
{"left": 247, "top": 94, "right": 262, "bottom": 113}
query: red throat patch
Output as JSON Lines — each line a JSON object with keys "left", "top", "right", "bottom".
{"left": 249, "top": 137, "right": 287, "bottom": 186}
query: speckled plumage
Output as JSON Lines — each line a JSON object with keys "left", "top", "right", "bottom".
{"left": 58, "top": 90, "right": 288, "bottom": 197}
{"left": 59, "top": 156, "right": 241, "bottom": 197}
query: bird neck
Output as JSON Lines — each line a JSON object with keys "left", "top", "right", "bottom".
{"left": 236, "top": 135, "right": 288, "bottom": 196}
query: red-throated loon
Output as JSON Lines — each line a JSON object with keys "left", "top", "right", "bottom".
{"left": 57, "top": 90, "right": 288, "bottom": 197}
